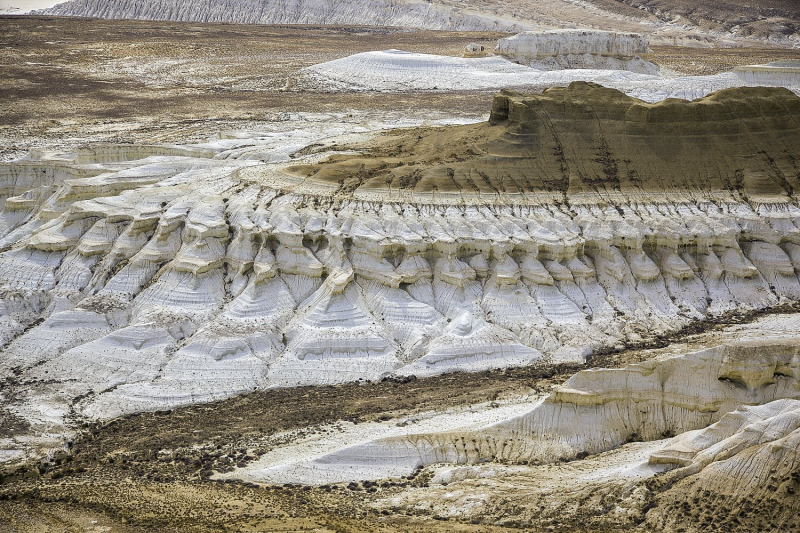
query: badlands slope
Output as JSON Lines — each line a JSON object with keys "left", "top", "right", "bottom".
{"left": 298, "top": 42, "right": 800, "bottom": 99}
{"left": 2, "top": 18, "right": 800, "bottom": 531}
{"left": 292, "top": 82, "right": 800, "bottom": 199}
{"left": 2, "top": 81, "right": 800, "bottom": 442}
{"left": 39, "top": 0, "right": 539, "bottom": 32}
{"left": 38, "top": 0, "right": 800, "bottom": 44}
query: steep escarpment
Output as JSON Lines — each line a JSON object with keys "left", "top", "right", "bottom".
{"left": 496, "top": 30, "right": 658, "bottom": 73}
{"left": 2, "top": 84, "right": 800, "bottom": 456}
{"left": 38, "top": 0, "right": 532, "bottom": 31}
{"left": 236, "top": 339, "right": 800, "bottom": 484}
{"left": 37, "top": 0, "right": 800, "bottom": 44}
{"left": 293, "top": 83, "right": 800, "bottom": 201}
{"left": 598, "top": 0, "right": 800, "bottom": 42}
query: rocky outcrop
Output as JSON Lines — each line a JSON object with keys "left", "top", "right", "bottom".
{"left": 35, "top": 0, "right": 800, "bottom": 45}
{"left": 237, "top": 339, "right": 800, "bottom": 483}
{"left": 2, "top": 84, "right": 800, "bottom": 435}
{"left": 38, "top": 0, "right": 532, "bottom": 31}
{"left": 295, "top": 83, "right": 800, "bottom": 200}
{"left": 650, "top": 399, "right": 800, "bottom": 470}
{"left": 645, "top": 399, "right": 800, "bottom": 532}
{"left": 496, "top": 30, "right": 658, "bottom": 74}
{"left": 608, "top": 0, "right": 800, "bottom": 44}
{"left": 501, "top": 340, "right": 800, "bottom": 458}
{"left": 302, "top": 51, "right": 799, "bottom": 104}
{"left": 735, "top": 60, "right": 800, "bottom": 88}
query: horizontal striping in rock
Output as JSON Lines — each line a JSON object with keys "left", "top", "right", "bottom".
{"left": 1, "top": 84, "right": 800, "bottom": 436}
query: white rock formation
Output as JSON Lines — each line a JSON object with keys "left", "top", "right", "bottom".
{"left": 35, "top": 0, "right": 800, "bottom": 47}
{"left": 650, "top": 399, "right": 800, "bottom": 472}
{"left": 373, "top": 397, "right": 800, "bottom": 526}
{"left": 38, "top": 0, "right": 534, "bottom": 31}
{"left": 2, "top": 85, "right": 800, "bottom": 458}
{"left": 382, "top": 439, "right": 672, "bottom": 524}
{"left": 235, "top": 339, "right": 800, "bottom": 484}
{"left": 496, "top": 30, "right": 658, "bottom": 74}
{"left": 301, "top": 50, "right": 800, "bottom": 101}
{"left": 735, "top": 60, "right": 800, "bottom": 88}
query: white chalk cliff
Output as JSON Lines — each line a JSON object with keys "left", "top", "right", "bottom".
{"left": 39, "top": 0, "right": 534, "bottom": 31}
{"left": 2, "top": 83, "right": 800, "bottom": 455}
{"left": 735, "top": 60, "right": 800, "bottom": 88}
{"left": 496, "top": 30, "right": 658, "bottom": 74}
{"left": 37, "top": 0, "right": 800, "bottom": 46}
{"left": 232, "top": 339, "right": 800, "bottom": 484}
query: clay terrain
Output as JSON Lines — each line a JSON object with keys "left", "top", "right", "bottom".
{"left": 594, "top": 0, "right": 800, "bottom": 41}
{"left": 1, "top": 7, "right": 800, "bottom": 533}
{"left": 3, "top": 17, "right": 800, "bottom": 160}
{"left": 1, "top": 310, "right": 799, "bottom": 531}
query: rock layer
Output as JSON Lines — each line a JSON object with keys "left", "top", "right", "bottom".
{"left": 496, "top": 30, "right": 658, "bottom": 74}
{"left": 1, "top": 84, "right": 800, "bottom": 430}
{"left": 39, "top": 0, "right": 533, "bottom": 31}
{"left": 302, "top": 52, "right": 800, "bottom": 105}
{"left": 645, "top": 398, "right": 800, "bottom": 532}
{"left": 294, "top": 83, "right": 800, "bottom": 200}
{"left": 233, "top": 339, "right": 800, "bottom": 484}
{"left": 35, "top": 0, "right": 800, "bottom": 45}
{"left": 735, "top": 60, "right": 800, "bottom": 88}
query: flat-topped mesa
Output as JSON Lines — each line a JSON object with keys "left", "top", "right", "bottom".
{"left": 734, "top": 60, "right": 800, "bottom": 88}
{"left": 496, "top": 30, "right": 657, "bottom": 73}
{"left": 290, "top": 82, "right": 800, "bottom": 203}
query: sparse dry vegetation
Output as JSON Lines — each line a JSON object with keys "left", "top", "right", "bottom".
{"left": 3, "top": 16, "right": 800, "bottom": 161}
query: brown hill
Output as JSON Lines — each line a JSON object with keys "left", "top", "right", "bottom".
{"left": 291, "top": 82, "right": 800, "bottom": 201}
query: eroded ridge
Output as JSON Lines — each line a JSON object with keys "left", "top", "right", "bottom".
{"left": 496, "top": 30, "right": 658, "bottom": 73}
{"left": 290, "top": 83, "right": 800, "bottom": 201}
{"left": 1, "top": 85, "right": 800, "bottom": 438}
{"left": 38, "top": 0, "right": 534, "bottom": 31}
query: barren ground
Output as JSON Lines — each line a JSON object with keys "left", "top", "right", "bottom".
{"left": 3, "top": 16, "right": 800, "bottom": 161}
{"left": 2, "top": 15, "right": 800, "bottom": 532}
{"left": 2, "top": 304, "right": 798, "bottom": 532}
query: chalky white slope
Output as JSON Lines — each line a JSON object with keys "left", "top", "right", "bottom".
{"left": 496, "top": 30, "right": 658, "bottom": 74}
{"left": 301, "top": 49, "right": 800, "bottom": 101}
{"left": 643, "top": 398, "right": 800, "bottom": 530}
{"left": 40, "top": 0, "right": 536, "bottom": 31}
{"left": 365, "top": 369, "right": 800, "bottom": 526}
{"left": 38, "top": 0, "right": 800, "bottom": 46}
{"left": 2, "top": 83, "right": 800, "bottom": 451}
{"left": 230, "top": 338, "right": 800, "bottom": 484}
